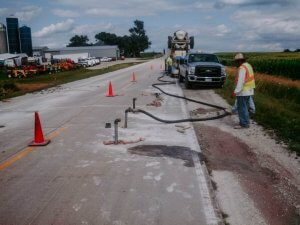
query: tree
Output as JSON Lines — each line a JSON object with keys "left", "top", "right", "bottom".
{"left": 67, "top": 35, "right": 90, "bottom": 47}
{"left": 94, "top": 20, "right": 151, "bottom": 57}
{"left": 95, "top": 32, "right": 119, "bottom": 45}
{"left": 129, "top": 20, "right": 151, "bottom": 57}
{"left": 294, "top": 49, "right": 300, "bottom": 52}
{"left": 283, "top": 48, "right": 291, "bottom": 52}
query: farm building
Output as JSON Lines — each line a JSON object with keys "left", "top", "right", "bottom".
{"left": 33, "top": 46, "right": 120, "bottom": 60}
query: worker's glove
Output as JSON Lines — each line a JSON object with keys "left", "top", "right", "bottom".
{"left": 231, "top": 92, "right": 236, "bottom": 98}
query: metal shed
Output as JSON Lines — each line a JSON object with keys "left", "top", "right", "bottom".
{"left": 51, "top": 46, "right": 120, "bottom": 60}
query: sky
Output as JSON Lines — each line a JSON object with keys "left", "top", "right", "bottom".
{"left": 0, "top": 0, "right": 299, "bottom": 52}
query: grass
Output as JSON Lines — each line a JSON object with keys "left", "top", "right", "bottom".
{"left": 0, "top": 62, "right": 141, "bottom": 100}
{"left": 216, "top": 67, "right": 300, "bottom": 155}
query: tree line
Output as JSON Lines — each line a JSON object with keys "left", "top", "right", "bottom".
{"left": 67, "top": 20, "right": 151, "bottom": 57}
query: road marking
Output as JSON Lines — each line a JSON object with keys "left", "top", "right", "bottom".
{"left": 0, "top": 127, "right": 67, "bottom": 172}
{"left": 177, "top": 83, "right": 220, "bottom": 225}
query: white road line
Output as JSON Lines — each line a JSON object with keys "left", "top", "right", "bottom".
{"left": 177, "top": 81, "right": 221, "bottom": 225}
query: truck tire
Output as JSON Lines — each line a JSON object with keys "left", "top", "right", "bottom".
{"left": 190, "top": 36, "right": 194, "bottom": 49}
{"left": 168, "top": 36, "right": 172, "bottom": 49}
{"left": 185, "top": 75, "right": 192, "bottom": 89}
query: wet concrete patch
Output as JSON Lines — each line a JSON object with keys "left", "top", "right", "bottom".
{"left": 128, "top": 145, "right": 205, "bottom": 167}
{"left": 194, "top": 124, "right": 300, "bottom": 225}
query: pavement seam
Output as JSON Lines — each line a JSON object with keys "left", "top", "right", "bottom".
{"left": 177, "top": 82, "right": 221, "bottom": 225}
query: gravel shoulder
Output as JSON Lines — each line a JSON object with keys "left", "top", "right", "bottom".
{"left": 182, "top": 85, "right": 300, "bottom": 225}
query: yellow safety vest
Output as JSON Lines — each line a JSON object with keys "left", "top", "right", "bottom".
{"left": 166, "top": 57, "right": 172, "bottom": 66}
{"left": 235, "top": 62, "right": 255, "bottom": 92}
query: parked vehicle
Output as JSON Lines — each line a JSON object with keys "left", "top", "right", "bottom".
{"left": 178, "top": 52, "right": 226, "bottom": 89}
{"left": 100, "top": 57, "right": 112, "bottom": 62}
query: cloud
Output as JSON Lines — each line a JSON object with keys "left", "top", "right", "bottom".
{"left": 52, "top": 9, "right": 79, "bottom": 17}
{"left": 71, "top": 23, "right": 115, "bottom": 41}
{"left": 216, "top": 24, "right": 231, "bottom": 37}
{"left": 33, "top": 19, "right": 75, "bottom": 38}
{"left": 214, "top": 0, "right": 296, "bottom": 8}
{"left": 55, "top": 0, "right": 214, "bottom": 17}
{"left": 0, "top": 8, "right": 9, "bottom": 17}
{"left": 233, "top": 10, "right": 300, "bottom": 40}
{"left": 15, "top": 6, "right": 42, "bottom": 21}
{"left": 237, "top": 43, "right": 283, "bottom": 51}
{"left": 0, "top": 6, "right": 42, "bottom": 22}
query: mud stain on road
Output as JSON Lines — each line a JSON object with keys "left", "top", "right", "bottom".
{"left": 194, "top": 124, "right": 300, "bottom": 225}
{"left": 128, "top": 145, "right": 205, "bottom": 167}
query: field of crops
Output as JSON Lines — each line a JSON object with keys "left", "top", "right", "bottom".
{"left": 216, "top": 52, "right": 300, "bottom": 80}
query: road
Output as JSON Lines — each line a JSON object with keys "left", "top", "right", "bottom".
{"left": 0, "top": 59, "right": 221, "bottom": 225}
{"left": 88, "top": 58, "right": 148, "bottom": 70}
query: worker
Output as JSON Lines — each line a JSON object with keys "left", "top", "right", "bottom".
{"left": 166, "top": 55, "right": 173, "bottom": 75}
{"left": 232, "top": 53, "right": 256, "bottom": 129}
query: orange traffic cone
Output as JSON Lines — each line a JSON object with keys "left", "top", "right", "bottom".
{"left": 29, "top": 112, "right": 50, "bottom": 146}
{"left": 107, "top": 81, "right": 114, "bottom": 97}
{"left": 132, "top": 72, "right": 137, "bottom": 82}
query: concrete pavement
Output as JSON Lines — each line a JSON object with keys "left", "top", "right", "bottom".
{"left": 0, "top": 59, "right": 221, "bottom": 225}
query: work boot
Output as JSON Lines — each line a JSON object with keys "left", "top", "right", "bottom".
{"left": 234, "top": 125, "right": 249, "bottom": 129}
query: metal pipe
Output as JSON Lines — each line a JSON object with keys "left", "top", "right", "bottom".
{"left": 133, "top": 98, "right": 137, "bottom": 109}
{"left": 124, "top": 107, "right": 133, "bottom": 128}
{"left": 114, "top": 118, "right": 121, "bottom": 144}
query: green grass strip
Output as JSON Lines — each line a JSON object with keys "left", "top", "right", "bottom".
{"left": 216, "top": 72, "right": 300, "bottom": 155}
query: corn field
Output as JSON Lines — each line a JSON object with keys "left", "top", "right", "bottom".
{"left": 217, "top": 52, "right": 300, "bottom": 80}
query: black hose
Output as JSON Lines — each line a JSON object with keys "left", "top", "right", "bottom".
{"left": 129, "top": 74, "right": 230, "bottom": 124}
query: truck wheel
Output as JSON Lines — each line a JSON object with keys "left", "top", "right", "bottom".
{"left": 185, "top": 75, "right": 192, "bottom": 89}
{"left": 179, "top": 74, "right": 184, "bottom": 83}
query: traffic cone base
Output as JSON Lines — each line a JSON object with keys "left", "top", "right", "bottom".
{"left": 107, "top": 81, "right": 115, "bottom": 97}
{"left": 29, "top": 112, "right": 50, "bottom": 147}
{"left": 29, "top": 139, "right": 51, "bottom": 146}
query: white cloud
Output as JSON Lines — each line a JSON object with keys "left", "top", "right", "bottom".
{"left": 216, "top": 24, "right": 230, "bottom": 37}
{"left": 71, "top": 23, "right": 114, "bottom": 40}
{"left": 52, "top": 9, "right": 79, "bottom": 17}
{"left": 15, "top": 6, "right": 42, "bottom": 21}
{"left": 55, "top": 0, "right": 214, "bottom": 17}
{"left": 215, "top": 0, "right": 296, "bottom": 8}
{"left": 237, "top": 43, "right": 283, "bottom": 51}
{"left": 233, "top": 10, "right": 300, "bottom": 40}
{"left": 33, "top": 19, "right": 75, "bottom": 38}
{"left": 0, "top": 8, "right": 9, "bottom": 17}
{"left": 0, "top": 6, "right": 41, "bottom": 21}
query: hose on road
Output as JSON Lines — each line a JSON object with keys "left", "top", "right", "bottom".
{"left": 126, "top": 73, "right": 230, "bottom": 124}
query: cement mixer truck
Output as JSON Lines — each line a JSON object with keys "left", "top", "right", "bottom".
{"left": 166, "top": 30, "right": 194, "bottom": 76}
{"left": 168, "top": 30, "right": 194, "bottom": 57}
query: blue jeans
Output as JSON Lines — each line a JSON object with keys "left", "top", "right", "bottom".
{"left": 232, "top": 96, "right": 255, "bottom": 114}
{"left": 237, "top": 96, "right": 255, "bottom": 127}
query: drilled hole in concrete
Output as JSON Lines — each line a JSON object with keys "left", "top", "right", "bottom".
{"left": 105, "top": 123, "right": 111, "bottom": 128}
{"left": 0, "top": 125, "right": 5, "bottom": 128}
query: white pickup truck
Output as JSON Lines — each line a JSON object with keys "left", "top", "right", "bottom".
{"left": 178, "top": 52, "right": 226, "bottom": 89}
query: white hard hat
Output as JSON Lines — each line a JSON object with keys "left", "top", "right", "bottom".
{"left": 234, "top": 53, "right": 244, "bottom": 60}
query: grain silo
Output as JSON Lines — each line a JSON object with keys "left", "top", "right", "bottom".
{"left": 0, "top": 23, "right": 8, "bottom": 54}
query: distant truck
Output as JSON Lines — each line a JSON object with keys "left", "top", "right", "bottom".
{"left": 178, "top": 52, "right": 226, "bottom": 89}
{"left": 168, "top": 30, "right": 194, "bottom": 58}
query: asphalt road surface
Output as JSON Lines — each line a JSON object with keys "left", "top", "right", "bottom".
{"left": 0, "top": 59, "right": 220, "bottom": 225}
